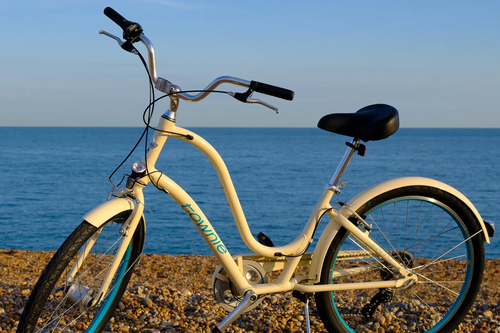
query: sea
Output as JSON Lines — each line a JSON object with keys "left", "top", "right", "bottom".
{"left": 1, "top": 127, "right": 499, "bottom": 258}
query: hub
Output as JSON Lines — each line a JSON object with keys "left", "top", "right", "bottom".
{"left": 65, "top": 283, "right": 94, "bottom": 310}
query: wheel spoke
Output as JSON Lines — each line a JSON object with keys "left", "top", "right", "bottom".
{"left": 413, "top": 270, "right": 460, "bottom": 296}
{"left": 401, "top": 225, "right": 459, "bottom": 257}
{"left": 412, "top": 253, "right": 468, "bottom": 271}
{"left": 419, "top": 229, "right": 482, "bottom": 272}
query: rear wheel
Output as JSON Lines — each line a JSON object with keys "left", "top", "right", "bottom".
{"left": 17, "top": 211, "right": 145, "bottom": 333}
{"left": 315, "top": 186, "right": 485, "bottom": 333}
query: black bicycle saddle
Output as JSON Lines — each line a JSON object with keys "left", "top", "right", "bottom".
{"left": 317, "top": 104, "right": 399, "bottom": 142}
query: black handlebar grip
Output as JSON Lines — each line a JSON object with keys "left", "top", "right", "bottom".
{"left": 250, "top": 81, "right": 294, "bottom": 101}
{"left": 104, "top": 7, "right": 133, "bottom": 31}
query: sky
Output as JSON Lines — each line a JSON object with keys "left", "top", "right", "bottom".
{"left": 1, "top": 0, "right": 499, "bottom": 128}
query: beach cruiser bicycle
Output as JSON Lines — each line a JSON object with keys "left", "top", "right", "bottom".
{"left": 17, "top": 7, "right": 494, "bottom": 333}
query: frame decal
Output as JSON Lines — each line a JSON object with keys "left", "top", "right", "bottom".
{"left": 182, "top": 204, "right": 228, "bottom": 254}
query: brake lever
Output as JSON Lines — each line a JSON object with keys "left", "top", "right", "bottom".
{"left": 99, "top": 30, "right": 123, "bottom": 45}
{"left": 246, "top": 97, "right": 279, "bottom": 114}
{"left": 99, "top": 30, "right": 138, "bottom": 54}
{"left": 228, "top": 91, "right": 279, "bottom": 114}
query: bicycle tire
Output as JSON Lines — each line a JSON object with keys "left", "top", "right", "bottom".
{"left": 315, "top": 185, "right": 485, "bottom": 333}
{"left": 17, "top": 211, "right": 145, "bottom": 333}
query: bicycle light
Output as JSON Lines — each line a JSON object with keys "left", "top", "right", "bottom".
{"left": 132, "top": 161, "right": 147, "bottom": 174}
{"left": 126, "top": 161, "right": 147, "bottom": 189}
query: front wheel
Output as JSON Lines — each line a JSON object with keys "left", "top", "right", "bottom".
{"left": 315, "top": 186, "right": 485, "bottom": 333}
{"left": 17, "top": 211, "right": 145, "bottom": 333}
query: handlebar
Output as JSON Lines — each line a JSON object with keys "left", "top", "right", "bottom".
{"left": 100, "top": 7, "right": 294, "bottom": 109}
{"left": 104, "top": 7, "right": 143, "bottom": 42}
{"left": 103, "top": 7, "right": 131, "bottom": 30}
{"left": 249, "top": 81, "right": 294, "bottom": 101}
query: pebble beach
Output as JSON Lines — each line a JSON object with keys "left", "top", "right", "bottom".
{"left": 1, "top": 249, "right": 499, "bottom": 333}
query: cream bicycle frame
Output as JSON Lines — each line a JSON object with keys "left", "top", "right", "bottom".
{"left": 82, "top": 112, "right": 425, "bottom": 302}
{"left": 81, "top": 105, "right": 492, "bottom": 305}
{"left": 80, "top": 108, "right": 490, "bottom": 304}
{"left": 80, "top": 113, "right": 491, "bottom": 311}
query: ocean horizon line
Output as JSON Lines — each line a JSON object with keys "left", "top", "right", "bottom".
{"left": 2, "top": 126, "right": 500, "bottom": 129}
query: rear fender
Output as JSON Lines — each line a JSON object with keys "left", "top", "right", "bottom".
{"left": 309, "top": 177, "right": 489, "bottom": 283}
{"left": 343, "top": 177, "right": 488, "bottom": 242}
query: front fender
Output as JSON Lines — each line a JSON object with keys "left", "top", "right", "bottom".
{"left": 83, "top": 198, "right": 136, "bottom": 228}
{"left": 309, "top": 177, "right": 488, "bottom": 283}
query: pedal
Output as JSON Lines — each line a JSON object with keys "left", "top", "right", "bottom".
{"left": 257, "top": 232, "right": 274, "bottom": 247}
{"left": 292, "top": 290, "right": 308, "bottom": 303}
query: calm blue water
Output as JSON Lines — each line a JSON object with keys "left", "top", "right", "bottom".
{"left": 1, "top": 127, "right": 499, "bottom": 258}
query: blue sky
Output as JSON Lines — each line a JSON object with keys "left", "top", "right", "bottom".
{"left": 1, "top": 0, "right": 499, "bottom": 127}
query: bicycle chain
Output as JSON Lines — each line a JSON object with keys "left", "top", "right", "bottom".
{"left": 251, "top": 303, "right": 365, "bottom": 320}
{"left": 253, "top": 250, "right": 403, "bottom": 264}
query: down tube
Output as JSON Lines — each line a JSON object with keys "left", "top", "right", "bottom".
{"left": 149, "top": 171, "right": 251, "bottom": 292}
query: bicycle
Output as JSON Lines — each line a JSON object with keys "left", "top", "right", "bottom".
{"left": 17, "top": 7, "right": 494, "bottom": 333}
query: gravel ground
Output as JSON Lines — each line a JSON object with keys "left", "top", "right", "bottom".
{"left": 1, "top": 249, "right": 499, "bottom": 333}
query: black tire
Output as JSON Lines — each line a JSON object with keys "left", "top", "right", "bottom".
{"left": 315, "top": 186, "right": 485, "bottom": 333}
{"left": 17, "top": 211, "right": 145, "bottom": 333}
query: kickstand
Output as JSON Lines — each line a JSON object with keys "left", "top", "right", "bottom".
{"left": 304, "top": 297, "right": 312, "bottom": 333}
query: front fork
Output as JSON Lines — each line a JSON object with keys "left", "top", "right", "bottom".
{"left": 66, "top": 196, "right": 144, "bottom": 306}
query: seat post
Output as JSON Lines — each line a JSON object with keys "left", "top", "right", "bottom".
{"left": 327, "top": 138, "right": 360, "bottom": 188}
